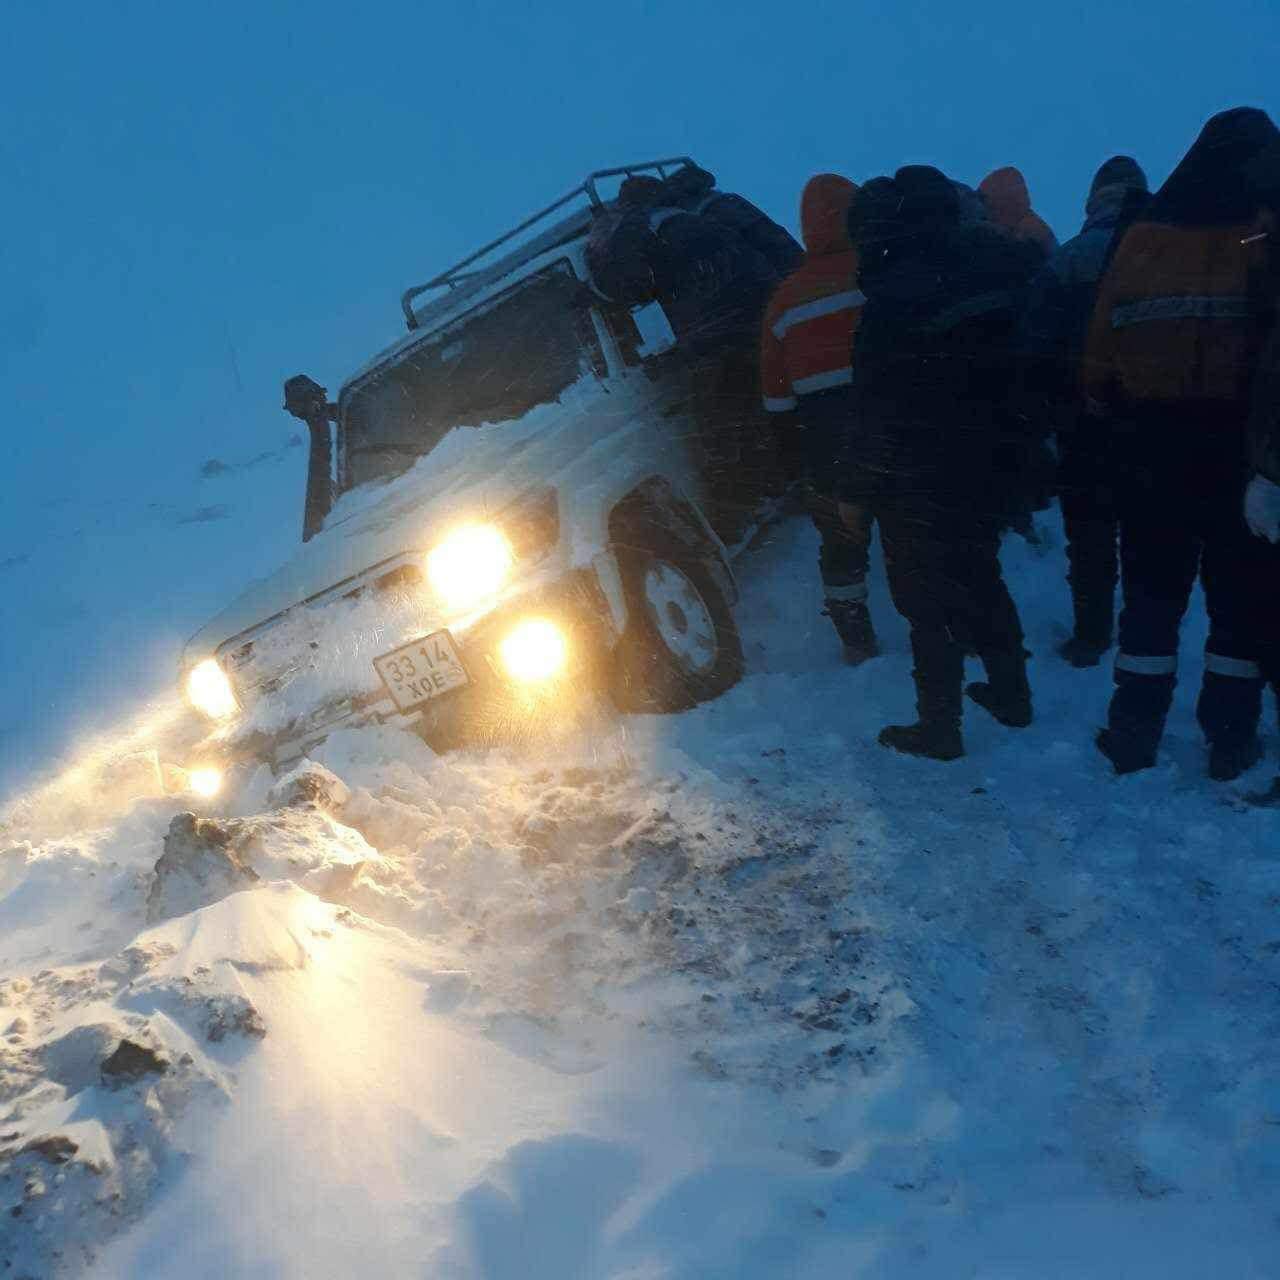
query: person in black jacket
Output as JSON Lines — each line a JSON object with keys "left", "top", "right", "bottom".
{"left": 585, "top": 169, "right": 784, "bottom": 538}
{"left": 645, "top": 174, "right": 785, "bottom": 538}
{"left": 846, "top": 165, "right": 1036, "bottom": 760}
{"left": 1022, "top": 156, "right": 1149, "bottom": 667}
{"left": 584, "top": 175, "right": 665, "bottom": 308}
{"left": 663, "top": 165, "right": 803, "bottom": 276}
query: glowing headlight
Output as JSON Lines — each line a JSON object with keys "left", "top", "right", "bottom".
{"left": 186, "top": 658, "right": 239, "bottom": 719}
{"left": 426, "top": 524, "right": 513, "bottom": 611}
{"left": 499, "top": 618, "right": 568, "bottom": 683}
{"left": 188, "top": 766, "right": 224, "bottom": 798}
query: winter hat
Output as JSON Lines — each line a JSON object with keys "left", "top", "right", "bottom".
{"left": 663, "top": 164, "right": 717, "bottom": 208}
{"left": 1089, "top": 155, "right": 1147, "bottom": 198}
{"left": 894, "top": 166, "right": 962, "bottom": 226}
{"left": 618, "top": 175, "right": 662, "bottom": 207}
{"left": 847, "top": 167, "right": 959, "bottom": 251}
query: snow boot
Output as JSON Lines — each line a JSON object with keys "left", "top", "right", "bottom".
{"left": 1057, "top": 633, "right": 1110, "bottom": 669}
{"left": 1208, "top": 736, "right": 1263, "bottom": 782}
{"left": 878, "top": 721, "right": 964, "bottom": 761}
{"left": 1100, "top": 669, "right": 1174, "bottom": 775}
{"left": 966, "top": 649, "right": 1033, "bottom": 728}
{"left": 1060, "top": 583, "right": 1115, "bottom": 668}
{"left": 1095, "top": 727, "right": 1158, "bottom": 775}
{"left": 879, "top": 628, "right": 964, "bottom": 761}
{"left": 1244, "top": 774, "right": 1280, "bottom": 807}
{"left": 825, "top": 598, "right": 880, "bottom": 667}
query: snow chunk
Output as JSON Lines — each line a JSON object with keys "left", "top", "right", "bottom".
{"left": 266, "top": 759, "right": 351, "bottom": 812}
{"left": 40, "top": 1023, "right": 131, "bottom": 1094}
{"left": 147, "top": 813, "right": 259, "bottom": 924}
{"left": 148, "top": 806, "right": 391, "bottom": 925}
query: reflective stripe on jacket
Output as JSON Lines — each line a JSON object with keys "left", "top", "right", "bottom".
{"left": 761, "top": 175, "right": 863, "bottom": 413}
{"left": 1084, "top": 215, "right": 1277, "bottom": 411}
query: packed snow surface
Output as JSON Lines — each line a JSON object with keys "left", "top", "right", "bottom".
{"left": 2, "top": 500, "right": 1279, "bottom": 1277}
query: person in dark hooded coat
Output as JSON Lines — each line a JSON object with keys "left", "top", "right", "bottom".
{"left": 584, "top": 175, "right": 665, "bottom": 308}
{"left": 640, "top": 169, "right": 786, "bottom": 538}
{"left": 1084, "top": 107, "right": 1280, "bottom": 780}
{"left": 1022, "top": 155, "right": 1150, "bottom": 667}
{"left": 664, "top": 164, "right": 803, "bottom": 276}
{"left": 845, "top": 165, "right": 1037, "bottom": 760}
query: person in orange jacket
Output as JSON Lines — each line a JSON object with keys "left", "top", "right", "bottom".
{"left": 1084, "top": 106, "right": 1280, "bottom": 779}
{"left": 760, "top": 173, "right": 879, "bottom": 663}
{"left": 979, "top": 166, "right": 1058, "bottom": 260}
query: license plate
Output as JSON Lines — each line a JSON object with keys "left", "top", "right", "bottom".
{"left": 373, "top": 629, "right": 470, "bottom": 712}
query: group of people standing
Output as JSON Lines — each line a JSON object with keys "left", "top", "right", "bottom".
{"left": 587, "top": 107, "right": 1280, "bottom": 792}
{"left": 760, "top": 106, "right": 1280, "bottom": 792}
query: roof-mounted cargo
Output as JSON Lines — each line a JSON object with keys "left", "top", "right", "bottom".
{"left": 399, "top": 157, "right": 696, "bottom": 330}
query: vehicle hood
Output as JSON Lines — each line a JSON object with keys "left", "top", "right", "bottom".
{"left": 184, "top": 377, "right": 606, "bottom": 662}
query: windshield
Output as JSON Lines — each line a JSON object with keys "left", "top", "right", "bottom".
{"left": 338, "top": 262, "right": 601, "bottom": 490}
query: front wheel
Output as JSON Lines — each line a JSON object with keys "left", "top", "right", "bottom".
{"left": 609, "top": 540, "right": 743, "bottom": 713}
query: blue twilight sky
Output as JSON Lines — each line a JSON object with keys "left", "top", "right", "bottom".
{"left": 5, "top": 0, "right": 1279, "bottom": 506}
{"left": 1, "top": 0, "right": 1277, "bottom": 781}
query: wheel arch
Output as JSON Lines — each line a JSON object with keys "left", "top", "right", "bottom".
{"left": 605, "top": 477, "right": 738, "bottom": 614}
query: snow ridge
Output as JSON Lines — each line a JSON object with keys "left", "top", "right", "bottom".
{"left": 2, "top": 514, "right": 1279, "bottom": 1278}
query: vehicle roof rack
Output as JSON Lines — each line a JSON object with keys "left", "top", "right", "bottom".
{"left": 400, "top": 156, "right": 696, "bottom": 329}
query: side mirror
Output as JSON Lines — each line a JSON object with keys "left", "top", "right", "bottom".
{"left": 631, "top": 301, "right": 677, "bottom": 358}
{"left": 283, "top": 373, "right": 335, "bottom": 423}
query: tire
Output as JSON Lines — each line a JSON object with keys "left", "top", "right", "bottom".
{"left": 609, "top": 537, "right": 744, "bottom": 713}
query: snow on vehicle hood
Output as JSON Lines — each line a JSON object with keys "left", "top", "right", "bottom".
{"left": 184, "top": 377, "right": 610, "bottom": 662}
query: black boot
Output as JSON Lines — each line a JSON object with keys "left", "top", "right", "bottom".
{"left": 879, "top": 629, "right": 964, "bottom": 761}
{"left": 1059, "top": 600, "right": 1113, "bottom": 667}
{"left": 1244, "top": 775, "right": 1280, "bottom": 807}
{"left": 1097, "top": 669, "right": 1173, "bottom": 775}
{"left": 1058, "top": 633, "right": 1110, "bottom": 669}
{"left": 878, "top": 721, "right": 964, "bottom": 760}
{"left": 1208, "top": 736, "right": 1263, "bottom": 782}
{"left": 825, "top": 598, "right": 880, "bottom": 667}
{"left": 1061, "top": 507, "right": 1117, "bottom": 668}
{"left": 1096, "top": 726, "right": 1158, "bottom": 774}
{"left": 967, "top": 649, "right": 1033, "bottom": 728}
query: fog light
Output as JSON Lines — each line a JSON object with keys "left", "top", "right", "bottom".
{"left": 499, "top": 618, "right": 568, "bottom": 683}
{"left": 187, "top": 658, "right": 238, "bottom": 719}
{"left": 188, "top": 766, "right": 223, "bottom": 798}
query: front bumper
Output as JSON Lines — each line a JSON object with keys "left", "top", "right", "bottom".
{"left": 201, "top": 568, "right": 617, "bottom": 771}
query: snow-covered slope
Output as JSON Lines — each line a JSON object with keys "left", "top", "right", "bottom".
{"left": 0, "top": 436, "right": 305, "bottom": 799}
{"left": 3, "top": 485, "right": 1279, "bottom": 1276}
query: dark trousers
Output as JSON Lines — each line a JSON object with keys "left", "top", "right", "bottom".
{"left": 1109, "top": 454, "right": 1274, "bottom": 752}
{"left": 874, "top": 496, "right": 1025, "bottom": 723}
{"left": 1058, "top": 423, "right": 1118, "bottom": 644}
{"left": 807, "top": 490, "right": 873, "bottom": 603}
{"left": 691, "top": 347, "right": 781, "bottom": 539}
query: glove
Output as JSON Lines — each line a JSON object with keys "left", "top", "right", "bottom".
{"left": 1244, "top": 473, "right": 1280, "bottom": 543}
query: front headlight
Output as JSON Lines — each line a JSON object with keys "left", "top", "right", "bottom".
{"left": 426, "top": 524, "right": 514, "bottom": 612}
{"left": 186, "top": 658, "right": 239, "bottom": 719}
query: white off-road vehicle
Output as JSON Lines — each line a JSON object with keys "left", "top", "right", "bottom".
{"left": 181, "top": 159, "right": 766, "bottom": 775}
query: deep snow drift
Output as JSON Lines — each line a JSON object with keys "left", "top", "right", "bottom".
{"left": 2, "top": 503, "right": 1279, "bottom": 1278}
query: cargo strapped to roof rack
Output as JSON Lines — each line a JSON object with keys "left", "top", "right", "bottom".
{"left": 400, "top": 157, "right": 695, "bottom": 329}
